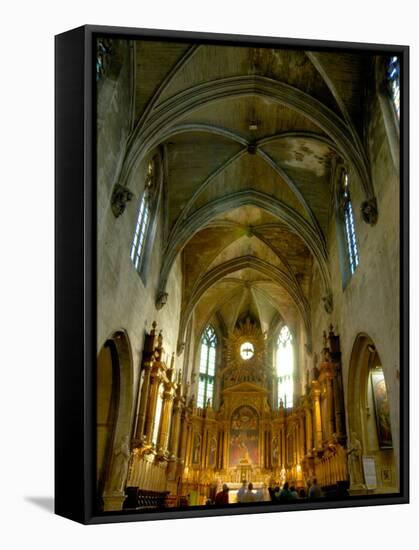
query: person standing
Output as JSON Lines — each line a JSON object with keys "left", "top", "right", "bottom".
{"left": 308, "top": 478, "right": 322, "bottom": 499}
{"left": 290, "top": 485, "right": 299, "bottom": 500}
{"left": 214, "top": 483, "right": 229, "bottom": 505}
{"left": 241, "top": 482, "right": 257, "bottom": 503}
{"left": 237, "top": 480, "right": 247, "bottom": 503}
{"left": 279, "top": 482, "right": 293, "bottom": 502}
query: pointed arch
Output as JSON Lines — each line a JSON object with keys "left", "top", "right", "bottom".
{"left": 197, "top": 324, "right": 218, "bottom": 408}
{"left": 177, "top": 255, "right": 312, "bottom": 354}
{"left": 157, "top": 189, "right": 331, "bottom": 307}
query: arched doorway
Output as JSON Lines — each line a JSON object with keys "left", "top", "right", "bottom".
{"left": 347, "top": 334, "right": 397, "bottom": 493}
{"left": 96, "top": 330, "right": 134, "bottom": 510}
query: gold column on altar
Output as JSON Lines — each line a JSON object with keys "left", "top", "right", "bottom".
{"left": 168, "top": 385, "right": 182, "bottom": 458}
{"left": 133, "top": 359, "right": 153, "bottom": 444}
{"left": 217, "top": 430, "right": 224, "bottom": 470}
{"left": 179, "top": 405, "right": 191, "bottom": 467}
{"left": 312, "top": 380, "right": 323, "bottom": 450}
{"left": 157, "top": 356, "right": 175, "bottom": 453}
{"left": 144, "top": 364, "right": 162, "bottom": 444}
{"left": 132, "top": 322, "right": 158, "bottom": 445}
{"left": 261, "top": 426, "right": 265, "bottom": 469}
{"left": 304, "top": 399, "right": 313, "bottom": 456}
{"left": 298, "top": 409, "right": 306, "bottom": 458}
{"left": 332, "top": 363, "right": 346, "bottom": 441}
{"left": 280, "top": 423, "right": 286, "bottom": 468}
{"left": 157, "top": 383, "right": 174, "bottom": 453}
{"left": 328, "top": 325, "right": 346, "bottom": 442}
{"left": 325, "top": 368, "right": 335, "bottom": 439}
{"left": 222, "top": 424, "right": 228, "bottom": 470}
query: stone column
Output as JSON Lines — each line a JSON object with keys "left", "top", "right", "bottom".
{"left": 312, "top": 381, "right": 323, "bottom": 450}
{"left": 133, "top": 360, "right": 153, "bottom": 444}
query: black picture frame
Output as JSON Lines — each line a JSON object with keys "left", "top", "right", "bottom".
{"left": 55, "top": 24, "right": 409, "bottom": 525}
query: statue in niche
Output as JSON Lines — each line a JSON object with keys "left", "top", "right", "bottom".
{"left": 347, "top": 431, "right": 364, "bottom": 486}
{"left": 272, "top": 437, "right": 279, "bottom": 464}
{"left": 192, "top": 433, "right": 201, "bottom": 464}
{"left": 111, "top": 183, "right": 133, "bottom": 218}
{"left": 111, "top": 435, "right": 131, "bottom": 493}
{"left": 208, "top": 438, "right": 217, "bottom": 466}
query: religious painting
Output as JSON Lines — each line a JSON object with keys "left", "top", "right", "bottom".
{"left": 371, "top": 369, "right": 393, "bottom": 448}
{"left": 229, "top": 406, "right": 259, "bottom": 466}
{"left": 272, "top": 437, "right": 279, "bottom": 466}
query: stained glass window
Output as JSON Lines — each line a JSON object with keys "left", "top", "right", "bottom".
{"left": 342, "top": 172, "right": 359, "bottom": 276}
{"left": 96, "top": 39, "right": 112, "bottom": 81}
{"left": 197, "top": 325, "right": 217, "bottom": 408}
{"left": 240, "top": 341, "right": 254, "bottom": 360}
{"left": 276, "top": 325, "right": 294, "bottom": 408}
{"left": 387, "top": 56, "right": 400, "bottom": 119}
{"left": 130, "top": 161, "right": 153, "bottom": 273}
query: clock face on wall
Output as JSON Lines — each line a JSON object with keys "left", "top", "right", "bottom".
{"left": 240, "top": 341, "right": 254, "bottom": 360}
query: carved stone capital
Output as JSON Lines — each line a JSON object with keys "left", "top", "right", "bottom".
{"left": 361, "top": 196, "right": 378, "bottom": 225}
{"left": 322, "top": 293, "right": 333, "bottom": 314}
{"left": 111, "top": 183, "right": 133, "bottom": 217}
{"left": 304, "top": 342, "right": 313, "bottom": 356}
{"left": 155, "top": 291, "right": 168, "bottom": 309}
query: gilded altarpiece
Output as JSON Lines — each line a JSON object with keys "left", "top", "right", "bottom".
{"left": 126, "top": 321, "right": 351, "bottom": 507}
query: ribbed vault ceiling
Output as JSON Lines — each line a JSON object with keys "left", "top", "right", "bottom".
{"left": 128, "top": 40, "right": 372, "bottom": 349}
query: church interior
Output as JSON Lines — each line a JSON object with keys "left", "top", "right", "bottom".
{"left": 95, "top": 37, "right": 401, "bottom": 512}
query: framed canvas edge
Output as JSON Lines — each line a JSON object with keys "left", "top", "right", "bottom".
{"left": 55, "top": 24, "right": 410, "bottom": 526}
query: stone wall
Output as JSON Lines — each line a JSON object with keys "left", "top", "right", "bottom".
{"left": 97, "top": 42, "right": 184, "bottom": 439}
{"left": 307, "top": 80, "right": 400, "bottom": 483}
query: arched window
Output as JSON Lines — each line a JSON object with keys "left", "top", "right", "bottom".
{"left": 197, "top": 325, "right": 217, "bottom": 408}
{"left": 276, "top": 325, "right": 294, "bottom": 408}
{"left": 387, "top": 56, "right": 400, "bottom": 120}
{"left": 341, "top": 171, "right": 359, "bottom": 276}
{"left": 130, "top": 161, "right": 155, "bottom": 274}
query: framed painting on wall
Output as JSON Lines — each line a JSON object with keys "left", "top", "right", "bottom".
{"left": 55, "top": 24, "right": 409, "bottom": 524}
{"left": 371, "top": 368, "right": 393, "bottom": 449}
